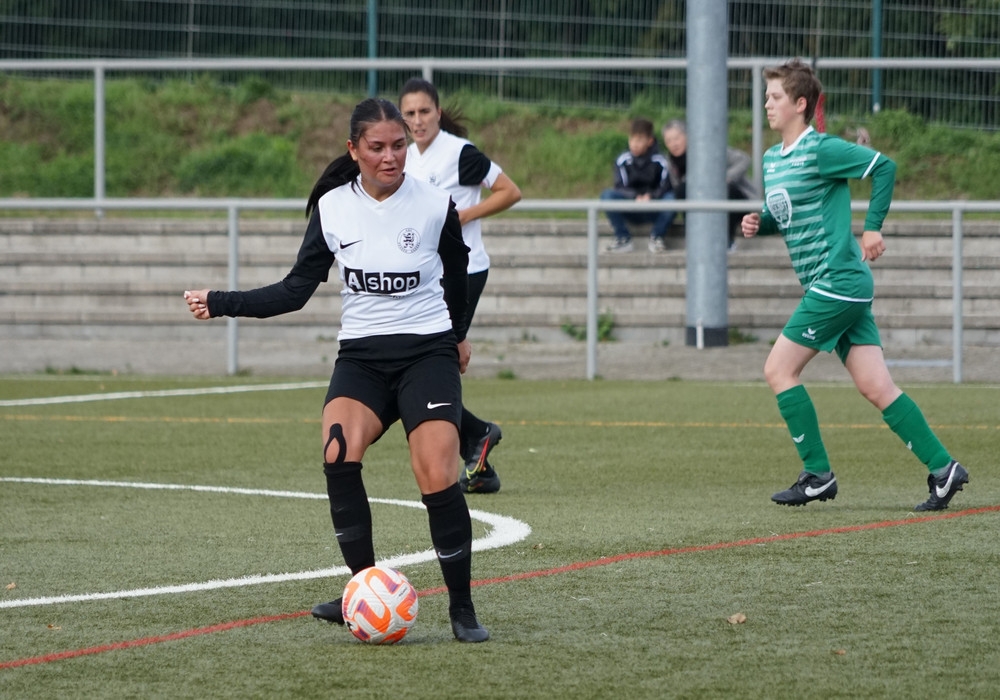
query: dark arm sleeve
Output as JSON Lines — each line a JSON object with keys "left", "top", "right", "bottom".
{"left": 650, "top": 157, "right": 671, "bottom": 199}
{"left": 207, "top": 210, "right": 336, "bottom": 318}
{"left": 437, "top": 201, "right": 471, "bottom": 342}
{"left": 612, "top": 155, "right": 636, "bottom": 197}
{"left": 456, "top": 144, "right": 493, "bottom": 186}
{"left": 757, "top": 206, "right": 779, "bottom": 236}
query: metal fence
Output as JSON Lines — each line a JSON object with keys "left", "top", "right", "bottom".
{"left": 0, "top": 194, "right": 982, "bottom": 383}
{"left": 3, "top": 1, "right": 1000, "bottom": 128}
{"left": 4, "top": 56, "right": 999, "bottom": 205}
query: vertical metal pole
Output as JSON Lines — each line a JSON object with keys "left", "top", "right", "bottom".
{"left": 872, "top": 0, "right": 883, "bottom": 112}
{"left": 684, "top": 0, "right": 729, "bottom": 347}
{"left": 813, "top": 1, "right": 824, "bottom": 59}
{"left": 227, "top": 206, "right": 240, "bottom": 375}
{"left": 586, "top": 206, "right": 599, "bottom": 380}
{"left": 187, "top": 0, "right": 195, "bottom": 58}
{"left": 751, "top": 64, "right": 764, "bottom": 197}
{"left": 498, "top": 0, "right": 507, "bottom": 100}
{"left": 94, "top": 65, "right": 105, "bottom": 217}
{"left": 952, "top": 208, "right": 964, "bottom": 384}
{"left": 367, "top": 0, "right": 378, "bottom": 97}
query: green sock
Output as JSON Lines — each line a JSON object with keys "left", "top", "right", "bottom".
{"left": 881, "top": 393, "right": 951, "bottom": 472}
{"left": 776, "top": 385, "right": 830, "bottom": 475}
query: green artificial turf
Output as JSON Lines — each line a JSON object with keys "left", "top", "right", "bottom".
{"left": 1, "top": 376, "right": 998, "bottom": 698}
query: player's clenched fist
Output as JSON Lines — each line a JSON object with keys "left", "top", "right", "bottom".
{"left": 183, "top": 289, "right": 211, "bottom": 320}
{"left": 741, "top": 212, "right": 761, "bottom": 238}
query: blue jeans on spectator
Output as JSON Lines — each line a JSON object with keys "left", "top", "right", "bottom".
{"left": 600, "top": 189, "right": 676, "bottom": 243}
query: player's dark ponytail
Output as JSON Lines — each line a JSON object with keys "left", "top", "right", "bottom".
{"left": 306, "top": 97, "right": 406, "bottom": 217}
{"left": 439, "top": 106, "right": 468, "bottom": 139}
{"left": 305, "top": 154, "right": 358, "bottom": 217}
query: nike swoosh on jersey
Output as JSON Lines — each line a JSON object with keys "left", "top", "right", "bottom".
{"left": 339, "top": 240, "right": 361, "bottom": 249}
{"left": 804, "top": 478, "right": 836, "bottom": 498}
{"left": 792, "top": 434, "right": 806, "bottom": 443}
{"left": 426, "top": 401, "right": 451, "bottom": 409}
{"left": 935, "top": 464, "right": 958, "bottom": 498}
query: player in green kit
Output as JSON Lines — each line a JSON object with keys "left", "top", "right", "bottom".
{"left": 741, "top": 59, "right": 969, "bottom": 510}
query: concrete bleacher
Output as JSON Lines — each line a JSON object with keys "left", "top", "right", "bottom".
{"left": 2, "top": 216, "right": 998, "bottom": 354}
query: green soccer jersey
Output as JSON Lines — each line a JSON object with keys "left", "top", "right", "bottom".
{"left": 757, "top": 127, "right": 897, "bottom": 301}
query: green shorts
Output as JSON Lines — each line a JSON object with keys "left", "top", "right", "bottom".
{"left": 782, "top": 292, "right": 882, "bottom": 364}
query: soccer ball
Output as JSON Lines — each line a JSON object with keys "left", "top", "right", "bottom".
{"left": 341, "top": 566, "right": 419, "bottom": 644}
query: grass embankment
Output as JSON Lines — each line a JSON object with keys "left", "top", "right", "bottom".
{"left": 2, "top": 74, "right": 1000, "bottom": 203}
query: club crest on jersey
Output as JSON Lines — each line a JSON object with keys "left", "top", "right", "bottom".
{"left": 766, "top": 188, "right": 793, "bottom": 229}
{"left": 344, "top": 267, "right": 420, "bottom": 295}
{"left": 397, "top": 227, "right": 421, "bottom": 253}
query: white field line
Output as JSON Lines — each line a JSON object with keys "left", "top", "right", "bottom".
{"left": 0, "top": 478, "right": 531, "bottom": 609}
{"left": 0, "top": 381, "right": 328, "bottom": 407}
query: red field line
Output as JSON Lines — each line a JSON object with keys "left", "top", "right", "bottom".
{"left": 0, "top": 612, "right": 309, "bottom": 670}
{"left": 4, "top": 504, "right": 999, "bottom": 670}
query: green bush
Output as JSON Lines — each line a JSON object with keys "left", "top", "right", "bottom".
{"left": 176, "top": 134, "right": 306, "bottom": 197}
{"left": 0, "top": 142, "right": 94, "bottom": 196}
{"left": 561, "top": 310, "right": 616, "bottom": 342}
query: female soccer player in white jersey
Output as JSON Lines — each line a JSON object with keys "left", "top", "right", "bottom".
{"left": 741, "top": 59, "right": 968, "bottom": 511}
{"left": 183, "top": 98, "right": 489, "bottom": 642}
{"left": 399, "top": 78, "right": 522, "bottom": 495}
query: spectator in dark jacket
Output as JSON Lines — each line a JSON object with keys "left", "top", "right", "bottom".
{"left": 600, "top": 118, "right": 674, "bottom": 253}
{"left": 661, "top": 118, "right": 760, "bottom": 251}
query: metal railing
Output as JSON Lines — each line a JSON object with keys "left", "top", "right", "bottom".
{"left": 0, "top": 196, "right": 988, "bottom": 383}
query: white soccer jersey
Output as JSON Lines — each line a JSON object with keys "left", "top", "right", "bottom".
{"left": 316, "top": 176, "right": 455, "bottom": 340}
{"left": 405, "top": 130, "right": 502, "bottom": 274}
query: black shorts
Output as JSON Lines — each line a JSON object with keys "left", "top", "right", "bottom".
{"left": 467, "top": 269, "right": 488, "bottom": 326}
{"left": 325, "top": 331, "right": 462, "bottom": 438}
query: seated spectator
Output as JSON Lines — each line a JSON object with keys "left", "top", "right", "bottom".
{"left": 661, "top": 119, "right": 760, "bottom": 250}
{"left": 600, "top": 118, "right": 674, "bottom": 253}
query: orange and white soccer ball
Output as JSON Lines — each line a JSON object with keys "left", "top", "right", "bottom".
{"left": 341, "top": 566, "right": 419, "bottom": 644}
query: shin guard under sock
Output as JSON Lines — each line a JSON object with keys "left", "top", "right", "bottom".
{"left": 422, "top": 483, "right": 474, "bottom": 611}
{"left": 776, "top": 384, "right": 831, "bottom": 474}
{"left": 323, "top": 461, "right": 374, "bottom": 575}
{"left": 881, "top": 393, "right": 952, "bottom": 472}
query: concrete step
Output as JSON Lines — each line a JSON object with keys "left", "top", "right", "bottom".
{"left": 3, "top": 217, "right": 999, "bottom": 349}
{"left": 4, "top": 215, "right": 998, "bottom": 254}
{"left": 4, "top": 277, "right": 997, "bottom": 308}
{"left": 3, "top": 291, "right": 997, "bottom": 328}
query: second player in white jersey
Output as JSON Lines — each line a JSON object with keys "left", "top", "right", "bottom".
{"left": 404, "top": 128, "right": 503, "bottom": 274}
{"left": 400, "top": 78, "right": 522, "bottom": 495}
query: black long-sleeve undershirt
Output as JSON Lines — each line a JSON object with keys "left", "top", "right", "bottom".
{"left": 207, "top": 210, "right": 332, "bottom": 318}
{"left": 438, "top": 202, "right": 470, "bottom": 342}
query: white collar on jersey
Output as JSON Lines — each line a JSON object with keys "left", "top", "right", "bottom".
{"left": 779, "top": 126, "right": 815, "bottom": 156}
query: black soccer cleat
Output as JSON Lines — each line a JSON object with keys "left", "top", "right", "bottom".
{"left": 460, "top": 459, "right": 502, "bottom": 494}
{"left": 914, "top": 460, "right": 969, "bottom": 511}
{"left": 311, "top": 597, "right": 345, "bottom": 625}
{"left": 450, "top": 606, "right": 490, "bottom": 643}
{"left": 460, "top": 422, "right": 503, "bottom": 494}
{"left": 771, "top": 471, "right": 838, "bottom": 506}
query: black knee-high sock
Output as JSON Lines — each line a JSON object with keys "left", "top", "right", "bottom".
{"left": 323, "top": 461, "right": 374, "bottom": 575}
{"left": 460, "top": 407, "right": 488, "bottom": 458}
{"left": 422, "top": 483, "right": 474, "bottom": 611}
